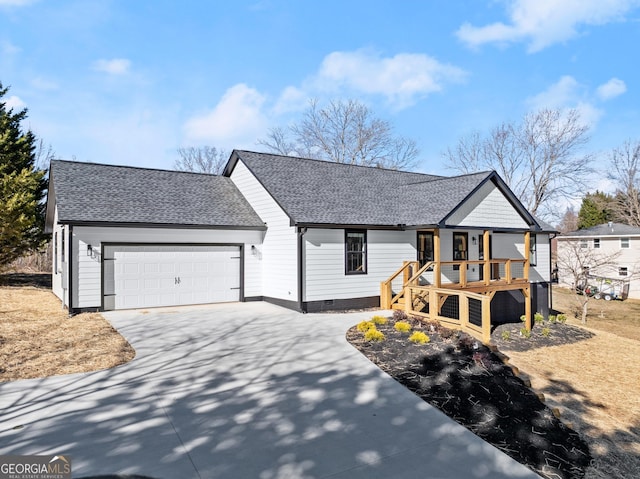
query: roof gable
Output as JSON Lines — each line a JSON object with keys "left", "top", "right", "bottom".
{"left": 226, "top": 150, "right": 540, "bottom": 229}
{"left": 47, "top": 160, "right": 265, "bottom": 229}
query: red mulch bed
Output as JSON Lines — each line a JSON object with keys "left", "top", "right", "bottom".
{"left": 346, "top": 314, "right": 591, "bottom": 479}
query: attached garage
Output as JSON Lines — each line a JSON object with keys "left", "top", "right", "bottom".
{"left": 45, "top": 161, "right": 267, "bottom": 313}
{"left": 103, "top": 245, "right": 242, "bottom": 310}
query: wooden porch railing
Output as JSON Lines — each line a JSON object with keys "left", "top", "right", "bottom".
{"left": 380, "top": 257, "right": 531, "bottom": 343}
{"left": 402, "top": 285, "right": 492, "bottom": 343}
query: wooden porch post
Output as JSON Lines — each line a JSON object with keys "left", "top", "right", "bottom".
{"left": 524, "top": 231, "right": 531, "bottom": 281}
{"left": 483, "top": 230, "right": 490, "bottom": 286}
{"left": 434, "top": 228, "right": 441, "bottom": 288}
{"left": 523, "top": 285, "right": 532, "bottom": 331}
{"left": 482, "top": 295, "right": 491, "bottom": 343}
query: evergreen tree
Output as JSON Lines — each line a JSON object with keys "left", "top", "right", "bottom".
{"left": 577, "top": 191, "right": 613, "bottom": 229}
{"left": 0, "top": 82, "right": 47, "bottom": 267}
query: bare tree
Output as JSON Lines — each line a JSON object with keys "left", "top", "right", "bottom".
{"left": 557, "top": 207, "right": 578, "bottom": 233}
{"left": 608, "top": 139, "right": 640, "bottom": 226}
{"left": 174, "top": 146, "right": 228, "bottom": 175}
{"left": 258, "top": 99, "right": 419, "bottom": 170}
{"left": 556, "top": 239, "right": 622, "bottom": 323}
{"left": 444, "top": 108, "right": 592, "bottom": 221}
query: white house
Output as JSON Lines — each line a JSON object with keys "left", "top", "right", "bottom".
{"left": 45, "top": 150, "right": 555, "bottom": 336}
{"left": 556, "top": 222, "right": 640, "bottom": 299}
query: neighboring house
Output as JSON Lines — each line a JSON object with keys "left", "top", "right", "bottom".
{"left": 556, "top": 222, "right": 640, "bottom": 299}
{"left": 45, "top": 150, "right": 555, "bottom": 341}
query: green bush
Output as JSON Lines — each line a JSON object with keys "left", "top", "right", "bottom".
{"left": 357, "top": 321, "right": 375, "bottom": 332}
{"left": 364, "top": 328, "right": 385, "bottom": 342}
{"left": 520, "top": 314, "right": 527, "bottom": 323}
{"left": 501, "top": 330, "right": 511, "bottom": 341}
{"left": 557, "top": 313, "right": 567, "bottom": 323}
{"left": 409, "top": 331, "right": 430, "bottom": 344}
{"left": 541, "top": 327, "right": 551, "bottom": 337}
{"left": 548, "top": 314, "right": 557, "bottom": 323}
{"left": 534, "top": 312, "right": 544, "bottom": 324}
{"left": 371, "top": 315, "right": 388, "bottom": 325}
{"left": 394, "top": 321, "right": 412, "bottom": 333}
{"left": 520, "top": 327, "right": 531, "bottom": 339}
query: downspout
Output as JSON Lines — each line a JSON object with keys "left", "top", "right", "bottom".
{"left": 297, "top": 227, "right": 307, "bottom": 313}
{"left": 68, "top": 225, "right": 74, "bottom": 315}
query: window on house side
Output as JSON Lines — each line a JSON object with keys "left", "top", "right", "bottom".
{"left": 453, "top": 233, "right": 468, "bottom": 261}
{"left": 54, "top": 232, "right": 58, "bottom": 274}
{"left": 529, "top": 235, "right": 537, "bottom": 266}
{"left": 593, "top": 238, "right": 600, "bottom": 249}
{"left": 621, "top": 238, "right": 630, "bottom": 248}
{"left": 619, "top": 266, "right": 628, "bottom": 276}
{"left": 580, "top": 239, "right": 588, "bottom": 249}
{"left": 61, "top": 227, "right": 65, "bottom": 263}
{"left": 345, "top": 230, "right": 367, "bottom": 275}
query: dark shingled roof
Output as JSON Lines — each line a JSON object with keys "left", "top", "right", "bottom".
{"left": 563, "top": 222, "right": 640, "bottom": 237}
{"left": 49, "top": 160, "right": 265, "bottom": 228}
{"left": 228, "top": 150, "right": 502, "bottom": 227}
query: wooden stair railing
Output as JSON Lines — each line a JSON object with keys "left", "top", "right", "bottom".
{"left": 380, "top": 261, "right": 419, "bottom": 309}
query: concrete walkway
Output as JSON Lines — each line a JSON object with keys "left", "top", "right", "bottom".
{"left": 0, "top": 302, "right": 539, "bottom": 478}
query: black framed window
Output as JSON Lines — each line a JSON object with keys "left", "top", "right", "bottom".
{"left": 61, "top": 227, "right": 65, "bottom": 263}
{"left": 345, "top": 230, "right": 367, "bottom": 275}
{"left": 619, "top": 266, "right": 628, "bottom": 276}
{"left": 593, "top": 238, "right": 600, "bottom": 249}
{"left": 453, "top": 233, "right": 468, "bottom": 261}
{"left": 621, "top": 238, "right": 630, "bottom": 249}
{"left": 417, "top": 232, "right": 434, "bottom": 266}
{"left": 529, "top": 235, "right": 537, "bottom": 266}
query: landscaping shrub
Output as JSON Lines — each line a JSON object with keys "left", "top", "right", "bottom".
{"left": 541, "top": 327, "right": 551, "bottom": 337}
{"left": 548, "top": 314, "right": 557, "bottom": 323}
{"left": 364, "top": 328, "right": 385, "bottom": 342}
{"left": 371, "top": 315, "right": 388, "bottom": 325}
{"left": 394, "top": 321, "right": 412, "bottom": 333}
{"left": 392, "top": 310, "right": 408, "bottom": 321}
{"left": 409, "top": 331, "right": 430, "bottom": 344}
{"left": 356, "top": 320, "right": 375, "bottom": 332}
{"left": 438, "top": 326, "right": 456, "bottom": 340}
{"left": 557, "top": 313, "right": 567, "bottom": 323}
{"left": 501, "top": 330, "right": 511, "bottom": 341}
{"left": 534, "top": 312, "right": 544, "bottom": 324}
{"left": 520, "top": 327, "right": 531, "bottom": 339}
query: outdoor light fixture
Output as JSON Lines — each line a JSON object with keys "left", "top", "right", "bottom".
{"left": 472, "top": 236, "right": 477, "bottom": 245}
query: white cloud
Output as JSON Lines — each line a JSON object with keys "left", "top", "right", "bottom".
{"left": 183, "top": 83, "right": 267, "bottom": 147}
{"left": 313, "top": 50, "right": 466, "bottom": 109}
{"left": 4, "top": 95, "right": 26, "bottom": 110}
{"left": 457, "top": 0, "right": 639, "bottom": 52}
{"left": 527, "top": 76, "right": 603, "bottom": 125}
{"left": 31, "top": 77, "right": 58, "bottom": 91}
{"left": 596, "top": 77, "right": 627, "bottom": 100}
{"left": 92, "top": 58, "right": 131, "bottom": 75}
{"left": 273, "top": 86, "right": 307, "bottom": 115}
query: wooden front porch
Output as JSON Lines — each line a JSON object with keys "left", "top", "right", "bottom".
{"left": 380, "top": 231, "right": 533, "bottom": 344}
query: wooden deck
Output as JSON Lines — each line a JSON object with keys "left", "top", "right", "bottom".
{"left": 381, "top": 259, "right": 532, "bottom": 343}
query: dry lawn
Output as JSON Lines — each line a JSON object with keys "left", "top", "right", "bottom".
{"left": 504, "top": 286, "right": 640, "bottom": 479}
{"left": 0, "top": 286, "right": 135, "bottom": 382}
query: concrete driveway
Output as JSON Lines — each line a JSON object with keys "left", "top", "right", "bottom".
{"left": 0, "top": 302, "right": 539, "bottom": 478}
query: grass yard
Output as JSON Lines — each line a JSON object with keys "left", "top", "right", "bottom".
{"left": 0, "top": 275, "right": 135, "bottom": 382}
{"left": 501, "top": 285, "right": 640, "bottom": 479}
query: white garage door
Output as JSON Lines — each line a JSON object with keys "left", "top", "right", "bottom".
{"left": 103, "top": 245, "right": 241, "bottom": 310}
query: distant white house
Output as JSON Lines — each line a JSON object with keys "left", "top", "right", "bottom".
{"left": 556, "top": 222, "right": 640, "bottom": 299}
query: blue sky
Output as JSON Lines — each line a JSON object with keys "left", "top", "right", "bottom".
{"left": 1, "top": 0, "right": 639, "bottom": 186}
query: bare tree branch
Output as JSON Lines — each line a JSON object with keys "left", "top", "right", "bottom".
{"left": 444, "top": 108, "right": 592, "bottom": 221}
{"left": 258, "top": 99, "right": 419, "bottom": 170}
{"left": 174, "top": 146, "right": 228, "bottom": 175}
{"left": 608, "top": 139, "right": 640, "bottom": 226}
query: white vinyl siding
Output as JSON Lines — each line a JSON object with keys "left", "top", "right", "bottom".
{"left": 446, "top": 181, "right": 529, "bottom": 229}
{"left": 70, "top": 226, "right": 262, "bottom": 309}
{"left": 230, "top": 160, "right": 297, "bottom": 302}
{"left": 304, "top": 229, "right": 415, "bottom": 302}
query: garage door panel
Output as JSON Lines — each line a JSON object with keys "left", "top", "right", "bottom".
{"left": 104, "top": 245, "right": 241, "bottom": 310}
